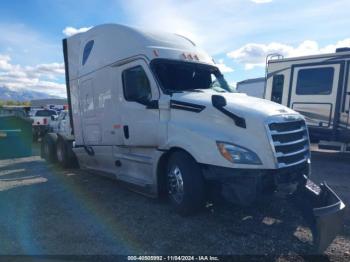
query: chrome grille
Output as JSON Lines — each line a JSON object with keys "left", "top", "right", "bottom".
{"left": 268, "top": 117, "right": 310, "bottom": 168}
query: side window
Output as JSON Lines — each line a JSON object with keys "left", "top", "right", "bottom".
{"left": 122, "top": 66, "right": 152, "bottom": 104}
{"left": 82, "top": 40, "right": 94, "bottom": 66}
{"left": 296, "top": 67, "right": 334, "bottom": 95}
{"left": 271, "top": 74, "right": 284, "bottom": 104}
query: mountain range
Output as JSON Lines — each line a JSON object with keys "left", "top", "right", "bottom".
{"left": 0, "top": 86, "right": 61, "bottom": 101}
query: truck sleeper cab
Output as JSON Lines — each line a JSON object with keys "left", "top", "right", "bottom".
{"left": 40, "top": 24, "right": 345, "bottom": 253}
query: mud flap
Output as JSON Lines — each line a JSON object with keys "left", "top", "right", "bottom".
{"left": 291, "top": 177, "right": 346, "bottom": 253}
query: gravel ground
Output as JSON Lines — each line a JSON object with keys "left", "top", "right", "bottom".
{"left": 0, "top": 144, "right": 349, "bottom": 260}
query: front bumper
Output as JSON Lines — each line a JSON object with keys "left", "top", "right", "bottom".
{"left": 202, "top": 162, "right": 309, "bottom": 205}
{"left": 291, "top": 177, "right": 346, "bottom": 253}
{"left": 202, "top": 162, "right": 346, "bottom": 253}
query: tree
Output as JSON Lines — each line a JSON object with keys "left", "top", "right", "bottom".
{"left": 0, "top": 100, "right": 31, "bottom": 107}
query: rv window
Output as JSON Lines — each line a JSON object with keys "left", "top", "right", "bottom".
{"left": 122, "top": 66, "right": 152, "bottom": 104}
{"left": 296, "top": 67, "right": 334, "bottom": 95}
{"left": 271, "top": 74, "right": 284, "bottom": 104}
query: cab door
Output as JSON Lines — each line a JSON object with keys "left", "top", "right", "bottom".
{"left": 289, "top": 62, "right": 344, "bottom": 129}
{"left": 117, "top": 59, "right": 163, "bottom": 146}
{"left": 113, "top": 59, "right": 165, "bottom": 186}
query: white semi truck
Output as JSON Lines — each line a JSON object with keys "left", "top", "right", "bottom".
{"left": 41, "top": 24, "right": 345, "bottom": 252}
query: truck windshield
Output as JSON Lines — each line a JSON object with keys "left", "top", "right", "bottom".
{"left": 151, "top": 59, "right": 235, "bottom": 94}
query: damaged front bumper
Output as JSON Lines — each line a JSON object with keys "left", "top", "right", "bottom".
{"left": 202, "top": 164, "right": 346, "bottom": 253}
{"left": 291, "top": 176, "right": 346, "bottom": 253}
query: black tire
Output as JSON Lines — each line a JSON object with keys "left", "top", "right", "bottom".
{"left": 166, "top": 151, "right": 205, "bottom": 215}
{"left": 56, "top": 136, "right": 77, "bottom": 169}
{"left": 41, "top": 133, "right": 57, "bottom": 163}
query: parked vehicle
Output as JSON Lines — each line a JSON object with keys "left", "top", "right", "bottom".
{"left": 50, "top": 110, "right": 71, "bottom": 136}
{"left": 31, "top": 109, "right": 57, "bottom": 141}
{"left": 265, "top": 48, "right": 350, "bottom": 151}
{"left": 236, "top": 77, "right": 265, "bottom": 98}
{"left": 47, "top": 104, "right": 67, "bottom": 112}
{"left": 41, "top": 109, "right": 75, "bottom": 167}
{"left": 41, "top": 24, "right": 345, "bottom": 252}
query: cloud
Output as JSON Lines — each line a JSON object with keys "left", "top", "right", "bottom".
{"left": 216, "top": 59, "right": 234, "bottom": 73}
{"left": 227, "top": 38, "right": 350, "bottom": 69}
{"left": 120, "top": 0, "right": 249, "bottom": 55}
{"left": 0, "top": 54, "right": 12, "bottom": 71}
{"left": 0, "top": 54, "right": 66, "bottom": 97}
{"left": 63, "top": 26, "right": 92, "bottom": 37}
{"left": 121, "top": 0, "right": 350, "bottom": 58}
{"left": 250, "top": 0, "right": 272, "bottom": 3}
{"left": 25, "top": 63, "right": 65, "bottom": 80}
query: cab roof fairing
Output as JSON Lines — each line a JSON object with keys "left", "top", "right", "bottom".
{"left": 64, "top": 24, "right": 214, "bottom": 80}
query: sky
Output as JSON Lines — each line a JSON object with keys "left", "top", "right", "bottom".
{"left": 1, "top": 0, "right": 350, "bottom": 97}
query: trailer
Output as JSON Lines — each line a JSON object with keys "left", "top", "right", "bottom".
{"left": 236, "top": 77, "right": 265, "bottom": 98}
{"left": 41, "top": 24, "right": 345, "bottom": 252}
{"left": 265, "top": 48, "right": 350, "bottom": 150}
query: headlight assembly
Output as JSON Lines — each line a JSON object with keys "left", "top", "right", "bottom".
{"left": 216, "top": 142, "right": 262, "bottom": 165}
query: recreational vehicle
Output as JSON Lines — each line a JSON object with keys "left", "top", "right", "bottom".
{"left": 40, "top": 24, "right": 345, "bottom": 252}
{"left": 265, "top": 48, "right": 350, "bottom": 150}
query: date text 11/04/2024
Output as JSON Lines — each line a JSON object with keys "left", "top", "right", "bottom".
{"left": 127, "top": 256, "right": 219, "bottom": 261}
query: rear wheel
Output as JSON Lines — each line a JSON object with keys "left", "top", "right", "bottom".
{"left": 41, "top": 133, "right": 57, "bottom": 163}
{"left": 167, "top": 151, "right": 205, "bottom": 215}
{"left": 56, "top": 137, "right": 77, "bottom": 168}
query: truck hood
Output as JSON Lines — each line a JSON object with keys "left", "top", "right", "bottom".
{"left": 171, "top": 90, "right": 297, "bottom": 119}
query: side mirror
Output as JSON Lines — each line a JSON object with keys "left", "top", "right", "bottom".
{"left": 212, "top": 95, "right": 227, "bottom": 108}
{"left": 51, "top": 115, "right": 57, "bottom": 121}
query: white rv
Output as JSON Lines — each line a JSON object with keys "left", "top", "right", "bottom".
{"left": 265, "top": 48, "right": 350, "bottom": 150}
{"left": 41, "top": 24, "right": 344, "bottom": 252}
{"left": 236, "top": 77, "right": 265, "bottom": 98}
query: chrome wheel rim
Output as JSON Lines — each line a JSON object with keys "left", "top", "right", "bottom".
{"left": 168, "top": 166, "right": 184, "bottom": 204}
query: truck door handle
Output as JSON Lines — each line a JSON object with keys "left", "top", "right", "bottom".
{"left": 123, "top": 125, "right": 129, "bottom": 139}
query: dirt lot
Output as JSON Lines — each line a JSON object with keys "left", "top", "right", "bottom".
{"left": 0, "top": 144, "right": 349, "bottom": 260}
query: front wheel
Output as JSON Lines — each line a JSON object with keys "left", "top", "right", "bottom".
{"left": 167, "top": 151, "right": 205, "bottom": 215}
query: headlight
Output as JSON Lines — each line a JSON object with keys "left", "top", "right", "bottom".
{"left": 216, "top": 142, "right": 262, "bottom": 165}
